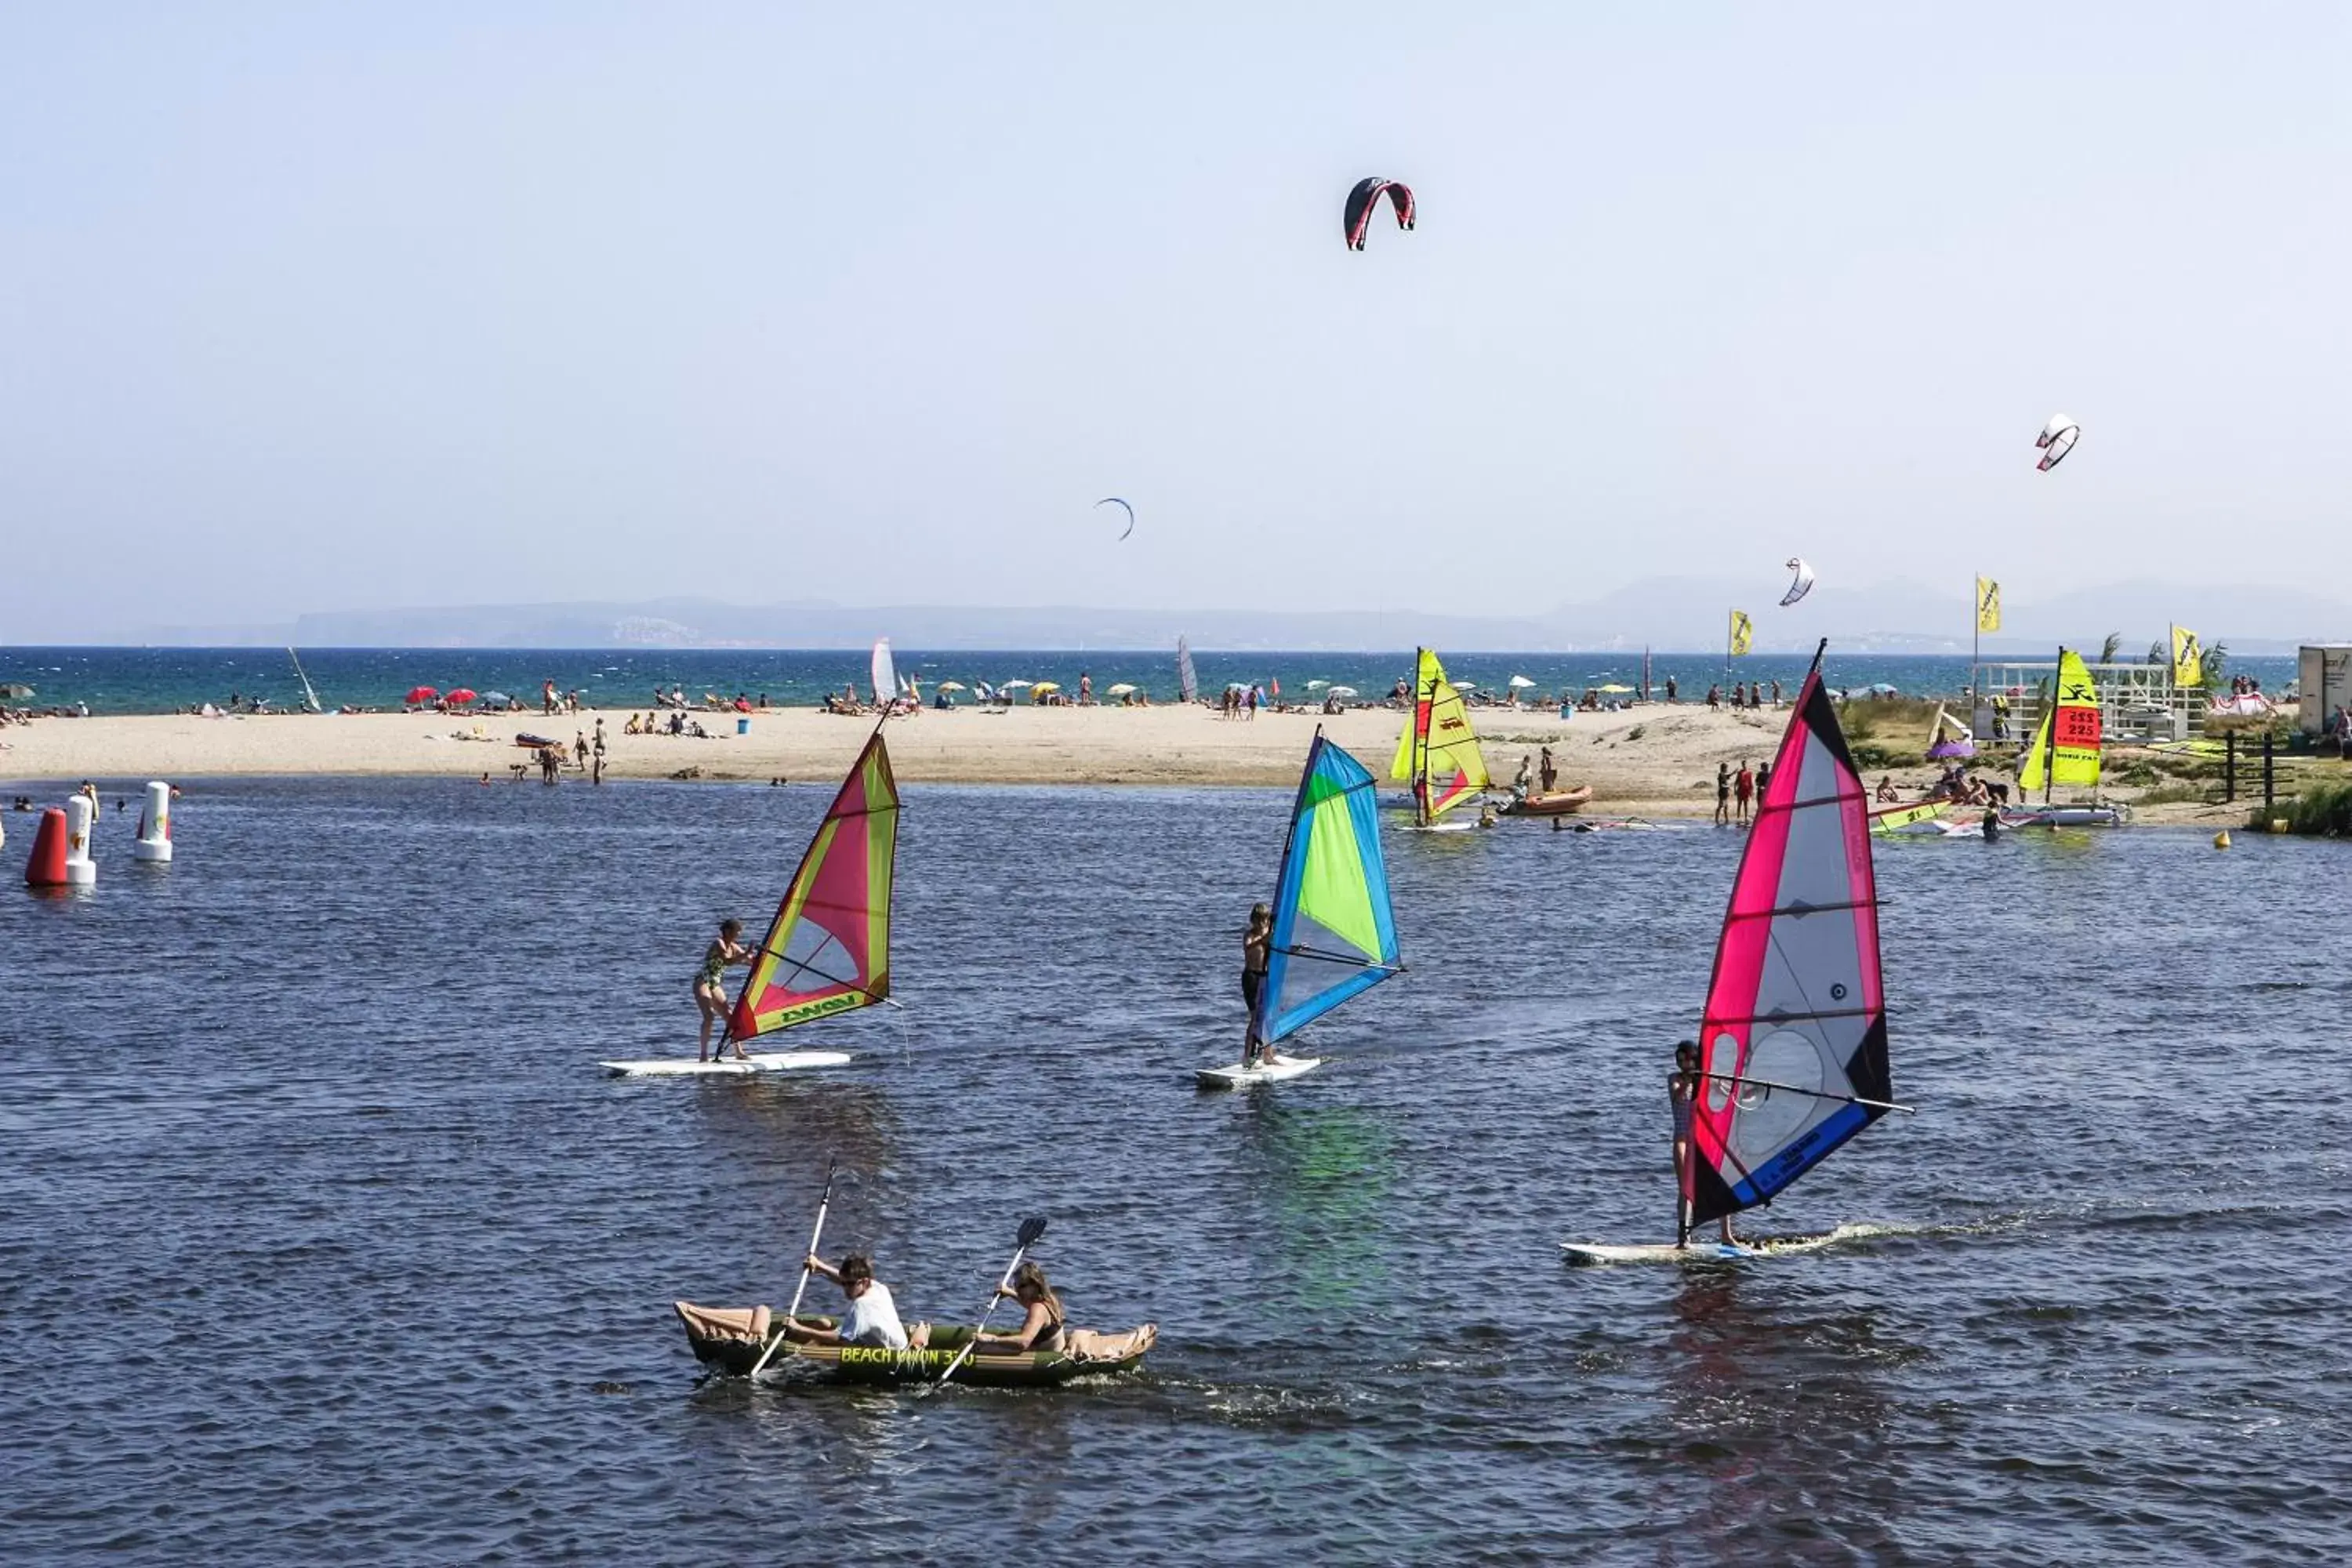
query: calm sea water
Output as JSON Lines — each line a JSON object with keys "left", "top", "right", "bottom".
{"left": 0, "top": 646, "right": 2301, "bottom": 716}
{"left": 2, "top": 776, "right": 2345, "bottom": 1563}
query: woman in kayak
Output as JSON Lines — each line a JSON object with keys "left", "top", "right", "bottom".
{"left": 971, "top": 1261, "right": 1067, "bottom": 1355}
{"left": 1242, "top": 902, "right": 1277, "bottom": 1067}
{"left": 695, "top": 917, "right": 756, "bottom": 1062}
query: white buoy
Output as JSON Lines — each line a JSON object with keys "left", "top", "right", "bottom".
{"left": 64, "top": 794, "right": 97, "bottom": 886}
{"left": 133, "top": 781, "right": 172, "bottom": 862}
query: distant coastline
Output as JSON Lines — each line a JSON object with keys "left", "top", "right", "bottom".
{"left": 35, "top": 577, "right": 2347, "bottom": 655}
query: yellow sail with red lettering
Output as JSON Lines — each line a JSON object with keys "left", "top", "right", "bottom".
{"left": 2019, "top": 649, "right": 2101, "bottom": 793}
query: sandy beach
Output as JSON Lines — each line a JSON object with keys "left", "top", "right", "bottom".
{"left": 0, "top": 700, "right": 2265, "bottom": 824}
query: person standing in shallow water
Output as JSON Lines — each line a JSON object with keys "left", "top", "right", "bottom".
{"left": 1242, "top": 902, "right": 1278, "bottom": 1067}
{"left": 695, "top": 917, "right": 757, "bottom": 1062}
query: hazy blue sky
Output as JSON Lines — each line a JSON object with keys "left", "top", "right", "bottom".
{"left": 4, "top": 4, "right": 2347, "bottom": 638}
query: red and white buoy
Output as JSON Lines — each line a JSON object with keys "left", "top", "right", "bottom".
{"left": 62, "top": 794, "right": 97, "bottom": 885}
{"left": 24, "top": 807, "right": 69, "bottom": 887}
{"left": 132, "top": 781, "right": 172, "bottom": 862}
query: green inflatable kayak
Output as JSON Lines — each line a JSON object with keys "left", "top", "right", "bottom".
{"left": 675, "top": 1302, "right": 1157, "bottom": 1387}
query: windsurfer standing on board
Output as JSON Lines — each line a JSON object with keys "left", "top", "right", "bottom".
{"left": 695, "top": 917, "right": 756, "bottom": 1062}
{"left": 1242, "top": 903, "right": 1279, "bottom": 1068}
{"left": 1671, "top": 1040, "right": 1737, "bottom": 1248}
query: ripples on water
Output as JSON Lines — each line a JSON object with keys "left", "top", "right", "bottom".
{"left": 1, "top": 777, "right": 2346, "bottom": 1563}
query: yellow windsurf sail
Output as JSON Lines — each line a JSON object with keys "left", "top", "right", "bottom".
{"left": 2020, "top": 649, "right": 2101, "bottom": 794}
{"left": 1388, "top": 648, "right": 1489, "bottom": 822}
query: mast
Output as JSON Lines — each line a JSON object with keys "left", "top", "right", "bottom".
{"left": 1413, "top": 648, "right": 1432, "bottom": 827}
{"left": 288, "top": 648, "right": 322, "bottom": 713}
{"left": 2048, "top": 645, "right": 2061, "bottom": 806}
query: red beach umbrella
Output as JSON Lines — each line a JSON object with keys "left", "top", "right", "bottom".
{"left": 405, "top": 686, "right": 440, "bottom": 706}
{"left": 445, "top": 688, "right": 478, "bottom": 706}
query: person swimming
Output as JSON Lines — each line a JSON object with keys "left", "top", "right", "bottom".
{"left": 695, "top": 917, "right": 756, "bottom": 1062}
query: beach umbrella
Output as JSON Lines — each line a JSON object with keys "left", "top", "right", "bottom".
{"left": 1597, "top": 683, "right": 1635, "bottom": 694}
{"left": 1003, "top": 678, "right": 1033, "bottom": 689}
{"left": 1030, "top": 681, "right": 1061, "bottom": 694}
{"left": 1105, "top": 683, "right": 1137, "bottom": 695}
{"left": 1868, "top": 683, "right": 1900, "bottom": 695}
{"left": 1508, "top": 675, "right": 1537, "bottom": 689}
{"left": 1451, "top": 681, "right": 1478, "bottom": 692}
{"left": 0, "top": 683, "right": 33, "bottom": 699}
{"left": 1327, "top": 686, "right": 1359, "bottom": 699}
{"left": 405, "top": 686, "right": 439, "bottom": 705}
{"left": 480, "top": 691, "right": 512, "bottom": 707}
{"left": 445, "top": 688, "right": 478, "bottom": 706}
{"left": 1305, "top": 679, "right": 1329, "bottom": 690}
{"left": 936, "top": 681, "right": 966, "bottom": 691}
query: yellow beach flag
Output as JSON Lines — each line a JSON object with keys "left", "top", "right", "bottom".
{"left": 1976, "top": 578, "right": 2002, "bottom": 633}
{"left": 2171, "top": 625, "right": 2204, "bottom": 687}
{"left": 1728, "top": 610, "right": 1754, "bottom": 657}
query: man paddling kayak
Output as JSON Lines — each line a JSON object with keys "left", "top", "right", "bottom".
{"left": 1671, "top": 1040, "right": 1737, "bottom": 1247}
{"left": 784, "top": 1253, "right": 926, "bottom": 1348}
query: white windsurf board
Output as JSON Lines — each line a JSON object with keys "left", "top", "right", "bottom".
{"left": 1560, "top": 1225, "right": 1875, "bottom": 1266}
{"left": 1196, "top": 1056, "right": 1326, "bottom": 1090}
{"left": 601, "top": 1050, "right": 853, "bottom": 1077}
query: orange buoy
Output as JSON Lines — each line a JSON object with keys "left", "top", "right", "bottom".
{"left": 25, "top": 807, "right": 68, "bottom": 886}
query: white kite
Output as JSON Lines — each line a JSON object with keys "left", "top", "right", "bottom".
{"left": 2036, "top": 415, "right": 2080, "bottom": 472}
{"left": 1779, "top": 557, "right": 1816, "bottom": 608}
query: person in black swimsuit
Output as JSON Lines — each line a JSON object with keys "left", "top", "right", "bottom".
{"left": 1241, "top": 903, "right": 1278, "bottom": 1066}
{"left": 972, "top": 1262, "right": 1066, "bottom": 1355}
{"left": 1671, "top": 1039, "right": 1737, "bottom": 1247}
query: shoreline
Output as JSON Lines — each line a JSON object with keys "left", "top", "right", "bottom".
{"left": 0, "top": 704, "right": 2281, "bottom": 826}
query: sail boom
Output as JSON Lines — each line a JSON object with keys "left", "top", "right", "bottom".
{"left": 1722, "top": 897, "right": 1881, "bottom": 920}
{"left": 1703, "top": 1005, "right": 1876, "bottom": 1026}
{"left": 1701, "top": 1071, "right": 1913, "bottom": 1114}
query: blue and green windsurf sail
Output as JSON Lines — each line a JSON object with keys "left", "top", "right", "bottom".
{"left": 1258, "top": 733, "right": 1403, "bottom": 1044}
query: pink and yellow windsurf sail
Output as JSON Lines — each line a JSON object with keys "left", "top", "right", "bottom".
{"left": 1685, "top": 648, "right": 1894, "bottom": 1234}
{"left": 728, "top": 733, "right": 900, "bottom": 1044}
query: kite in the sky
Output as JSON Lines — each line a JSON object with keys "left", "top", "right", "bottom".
{"left": 1095, "top": 497, "right": 1135, "bottom": 540}
{"left": 1344, "top": 178, "right": 1415, "bottom": 251}
{"left": 1779, "top": 557, "right": 1816, "bottom": 607}
{"left": 2036, "top": 415, "right": 2080, "bottom": 471}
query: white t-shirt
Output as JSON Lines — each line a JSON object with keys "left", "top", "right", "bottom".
{"left": 837, "top": 1281, "right": 909, "bottom": 1349}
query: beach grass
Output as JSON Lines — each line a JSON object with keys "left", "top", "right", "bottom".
{"left": 2253, "top": 776, "right": 2352, "bottom": 836}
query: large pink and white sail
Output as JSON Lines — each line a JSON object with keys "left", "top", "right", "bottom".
{"left": 1686, "top": 651, "right": 1893, "bottom": 1230}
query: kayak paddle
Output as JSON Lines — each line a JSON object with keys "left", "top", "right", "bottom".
{"left": 749, "top": 1156, "right": 838, "bottom": 1381}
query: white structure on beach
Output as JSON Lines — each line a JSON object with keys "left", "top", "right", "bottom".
{"left": 2298, "top": 645, "right": 2352, "bottom": 735}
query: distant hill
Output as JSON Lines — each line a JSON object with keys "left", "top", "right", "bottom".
{"left": 104, "top": 579, "right": 2350, "bottom": 652}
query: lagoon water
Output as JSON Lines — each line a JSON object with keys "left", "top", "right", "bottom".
{"left": 1, "top": 777, "right": 2345, "bottom": 1563}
